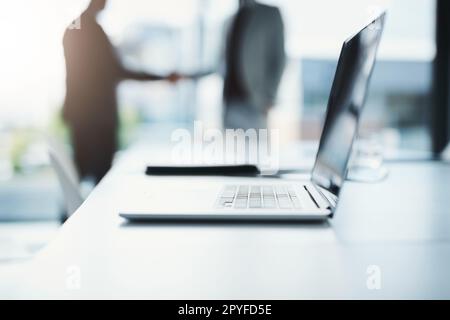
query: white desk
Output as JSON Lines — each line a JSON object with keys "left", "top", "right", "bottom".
{"left": 4, "top": 146, "right": 450, "bottom": 299}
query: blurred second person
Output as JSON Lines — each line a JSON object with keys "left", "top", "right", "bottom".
{"left": 223, "top": 0, "right": 286, "bottom": 130}
{"left": 63, "top": 0, "right": 181, "bottom": 184}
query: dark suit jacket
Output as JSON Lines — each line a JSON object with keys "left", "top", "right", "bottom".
{"left": 63, "top": 13, "right": 123, "bottom": 127}
{"left": 224, "top": 3, "right": 286, "bottom": 111}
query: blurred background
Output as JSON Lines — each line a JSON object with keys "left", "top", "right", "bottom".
{"left": 0, "top": 0, "right": 435, "bottom": 227}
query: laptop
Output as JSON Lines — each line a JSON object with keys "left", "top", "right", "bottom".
{"left": 120, "top": 13, "right": 386, "bottom": 222}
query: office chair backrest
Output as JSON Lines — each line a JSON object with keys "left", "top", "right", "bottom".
{"left": 47, "top": 140, "right": 83, "bottom": 218}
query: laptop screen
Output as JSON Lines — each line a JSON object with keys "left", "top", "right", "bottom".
{"left": 311, "top": 13, "right": 386, "bottom": 198}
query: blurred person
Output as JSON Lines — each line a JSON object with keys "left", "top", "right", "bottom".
{"left": 63, "top": 0, "right": 180, "bottom": 184}
{"left": 223, "top": 0, "right": 286, "bottom": 130}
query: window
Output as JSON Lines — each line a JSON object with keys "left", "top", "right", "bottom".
{"left": 275, "top": 0, "right": 435, "bottom": 151}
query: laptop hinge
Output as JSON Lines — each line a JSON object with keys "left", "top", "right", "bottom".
{"left": 311, "top": 183, "right": 336, "bottom": 210}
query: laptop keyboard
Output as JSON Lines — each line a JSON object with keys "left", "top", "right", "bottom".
{"left": 217, "top": 185, "right": 302, "bottom": 209}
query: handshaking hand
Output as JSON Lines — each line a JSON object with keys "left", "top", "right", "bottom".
{"left": 166, "top": 72, "right": 183, "bottom": 84}
{"left": 165, "top": 71, "right": 213, "bottom": 84}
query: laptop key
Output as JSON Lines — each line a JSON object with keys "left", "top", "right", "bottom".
{"left": 249, "top": 199, "right": 262, "bottom": 208}
{"left": 219, "top": 197, "right": 235, "bottom": 207}
{"left": 263, "top": 200, "right": 276, "bottom": 208}
{"left": 238, "top": 186, "right": 249, "bottom": 196}
{"left": 291, "top": 196, "right": 302, "bottom": 209}
{"left": 235, "top": 199, "right": 248, "bottom": 209}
